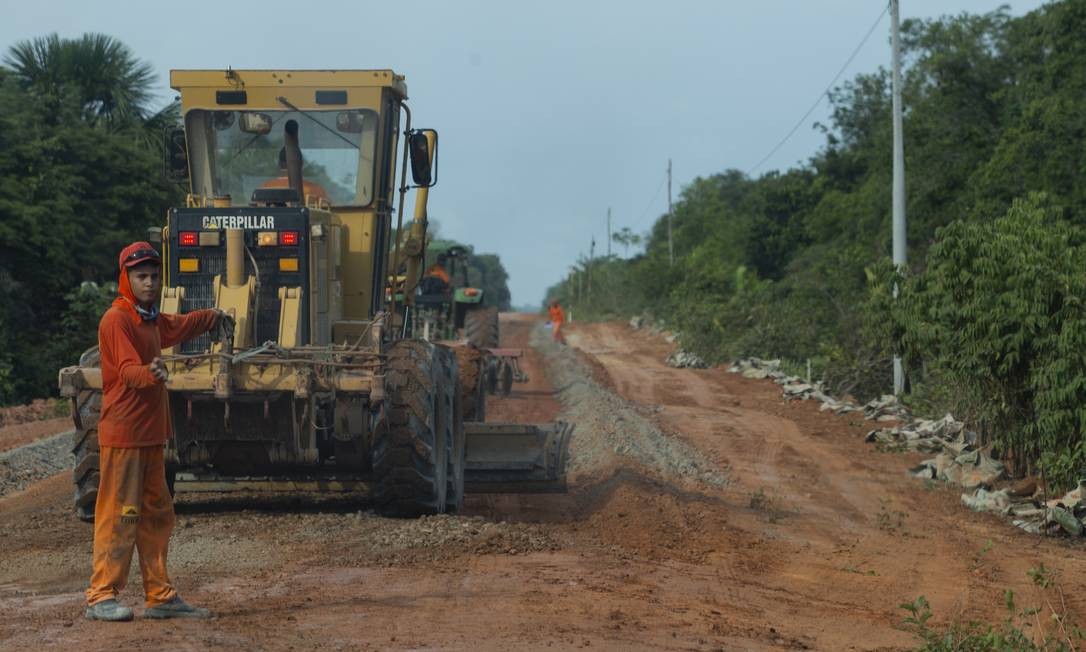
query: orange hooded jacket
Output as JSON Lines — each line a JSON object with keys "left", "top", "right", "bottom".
{"left": 97, "top": 263, "right": 217, "bottom": 448}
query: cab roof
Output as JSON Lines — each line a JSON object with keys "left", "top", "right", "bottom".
{"left": 170, "top": 69, "right": 407, "bottom": 98}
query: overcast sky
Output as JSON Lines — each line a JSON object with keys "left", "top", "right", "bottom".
{"left": 1, "top": 0, "right": 1046, "bottom": 306}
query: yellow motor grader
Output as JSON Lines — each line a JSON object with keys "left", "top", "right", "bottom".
{"left": 58, "top": 69, "right": 569, "bottom": 521}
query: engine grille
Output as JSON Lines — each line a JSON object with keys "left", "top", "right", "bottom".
{"left": 170, "top": 208, "right": 310, "bottom": 354}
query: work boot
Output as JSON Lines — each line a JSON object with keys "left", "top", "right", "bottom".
{"left": 85, "top": 599, "right": 134, "bottom": 622}
{"left": 143, "top": 595, "right": 211, "bottom": 619}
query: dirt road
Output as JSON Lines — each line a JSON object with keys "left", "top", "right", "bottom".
{"left": 1, "top": 315, "right": 1084, "bottom": 650}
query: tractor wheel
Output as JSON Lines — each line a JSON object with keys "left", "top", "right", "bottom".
{"left": 453, "top": 345, "right": 486, "bottom": 422}
{"left": 498, "top": 359, "right": 514, "bottom": 397}
{"left": 437, "top": 347, "right": 466, "bottom": 514}
{"left": 71, "top": 346, "right": 101, "bottom": 523}
{"left": 465, "top": 306, "right": 500, "bottom": 349}
{"left": 72, "top": 387, "right": 101, "bottom": 523}
{"left": 372, "top": 340, "right": 450, "bottom": 517}
{"left": 485, "top": 358, "right": 499, "bottom": 395}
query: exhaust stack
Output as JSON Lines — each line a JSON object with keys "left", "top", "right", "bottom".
{"left": 284, "top": 119, "right": 304, "bottom": 203}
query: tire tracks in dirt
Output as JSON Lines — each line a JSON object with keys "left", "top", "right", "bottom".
{"left": 563, "top": 320, "right": 1086, "bottom": 650}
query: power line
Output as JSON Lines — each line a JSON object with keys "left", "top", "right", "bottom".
{"left": 746, "top": 2, "right": 890, "bottom": 176}
{"left": 632, "top": 175, "right": 668, "bottom": 228}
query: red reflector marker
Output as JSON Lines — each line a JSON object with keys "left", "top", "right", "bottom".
{"left": 179, "top": 231, "right": 198, "bottom": 246}
{"left": 279, "top": 231, "right": 299, "bottom": 246}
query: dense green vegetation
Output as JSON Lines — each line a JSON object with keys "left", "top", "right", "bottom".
{"left": 0, "top": 34, "right": 180, "bottom": 403}
{"left": 0, "top": 34, "right": 511, "bottom": 405}
{"left": 546, "top": 0, "right": 1086, "bottom": 485}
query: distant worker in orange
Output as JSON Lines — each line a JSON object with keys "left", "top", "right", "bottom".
{"left": 260, "top": 147, "right": 329, "bottom": 202}
{"left": 85, "top": 242, "right": 224, "bottom": 622}
{"left": 548, "top": 299, "right": 566, "bottom": 344}
{"left": 420, "top": 253, "right": 451, "bottom": 295}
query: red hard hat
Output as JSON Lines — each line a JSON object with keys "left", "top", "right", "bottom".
{"left": 118, "top": 242, "right": 162, "bottom": 270}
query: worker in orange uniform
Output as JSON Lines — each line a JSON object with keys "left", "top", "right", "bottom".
{"left": 425, "top": 254, "right": 451, "bottom": 285}
{"left": 420, "top": 254, "right": 451, "bottom": 295}
{"left": 85, "top": 242, "right": 224, "bottom": 622}
{"left": 548, "top": 299, "right": 566, "bottom": 344}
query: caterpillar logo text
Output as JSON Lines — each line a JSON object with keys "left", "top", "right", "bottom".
{"left": 201, "top": 215, "right": 276, "bottom": 230}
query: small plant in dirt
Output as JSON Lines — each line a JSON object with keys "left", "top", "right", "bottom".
{"left": 748, "top": 488, "right": 791, "bottom": 523}
{"left": 841, "top": 565, "right": 878, "bottom": 576}
{"left": 1028, "top": 564, "right": 1054, "bottom": 589}
{"left": 749, "top": 488, "right": 771, "bottom": 511}
{"left": 876, "top": 499, "right": 909, "bottom": 534}
{"left": 971, "top": 540, "right": 994, "bottom": 571}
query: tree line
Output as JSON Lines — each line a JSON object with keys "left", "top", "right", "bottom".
{"left": 0, "top": 34, "right": 512, "bottom": 405}
{"left": 546, "top": 0, "right": 1086, "bottom": 487}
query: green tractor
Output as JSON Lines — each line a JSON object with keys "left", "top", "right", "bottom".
{"left": 416, "top": 246, "right": 498, "bottom": 347}
{"left": 413, "top": 246, "right": 524, "bottom": 396}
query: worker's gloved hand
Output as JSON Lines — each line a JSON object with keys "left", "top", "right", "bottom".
{"left": 209, "top": 308, "right": 228, "bottom": 330}
{"left": 149, "top": 357, "right": 169, "bottom": 383}
{"left": 211, "top": 311, "right": 236, "bottom": 342}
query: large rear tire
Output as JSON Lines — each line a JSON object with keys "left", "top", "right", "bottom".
{"left": 71, "top": 347, "right": 102, "bottom": 523}
{"left": 372, "top": 340, "right": 450, "bottom": 517}
{"left": 465, "top": 306, "right": 499, "bottom": 349}
{"left": 72, "top": 415, "right": 100, "bottom": 523}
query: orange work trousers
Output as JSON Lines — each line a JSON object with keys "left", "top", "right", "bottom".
{"left": 86, "top": 445, "right": 177, "bottom": 607}
{"left": 552, "top": 321, "right": 565, "bottom": 343}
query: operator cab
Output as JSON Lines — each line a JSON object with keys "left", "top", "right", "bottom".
{"left": 183, "top": 108, "right": 379, "bottom": 208}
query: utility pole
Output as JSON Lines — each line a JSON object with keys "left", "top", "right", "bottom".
{"left": 577, "top": 256, "right": 584, "bottom": 303}
{"left": 667, "top": 159, "right": 674, "bottom": 266}
{"left": 588, "top": 237, "right": 595, "bottom": 300}
{"left": 891, "top": 0, "right": 907, "bottom": 395}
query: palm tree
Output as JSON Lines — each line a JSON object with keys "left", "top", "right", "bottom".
{"left": 4, "top": 33, "right": 160, "bottom": 127}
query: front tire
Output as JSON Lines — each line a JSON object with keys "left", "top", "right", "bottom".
{"left": 372, "top": 340, "right": 450, "bottom": 517}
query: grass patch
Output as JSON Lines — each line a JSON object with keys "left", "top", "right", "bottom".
{"left": 901, "top": 566, "right": 1085, "bottom": 651}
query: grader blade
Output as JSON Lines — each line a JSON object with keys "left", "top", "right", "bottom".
{"left": 464, "top": 421, "right": 572, "bottom": 493}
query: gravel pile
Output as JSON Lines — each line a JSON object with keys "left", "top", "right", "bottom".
{"left": 351, "top": 513, "right": 557, "bottom": 558}
{"left": 172, "top": 509, "right": 559, "bottom": 567}
{"left": 534, "top": 326, "right": 726, "bottom": 489}
{"left": 0, "top": 430, "right": 72, "bottom": 497}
